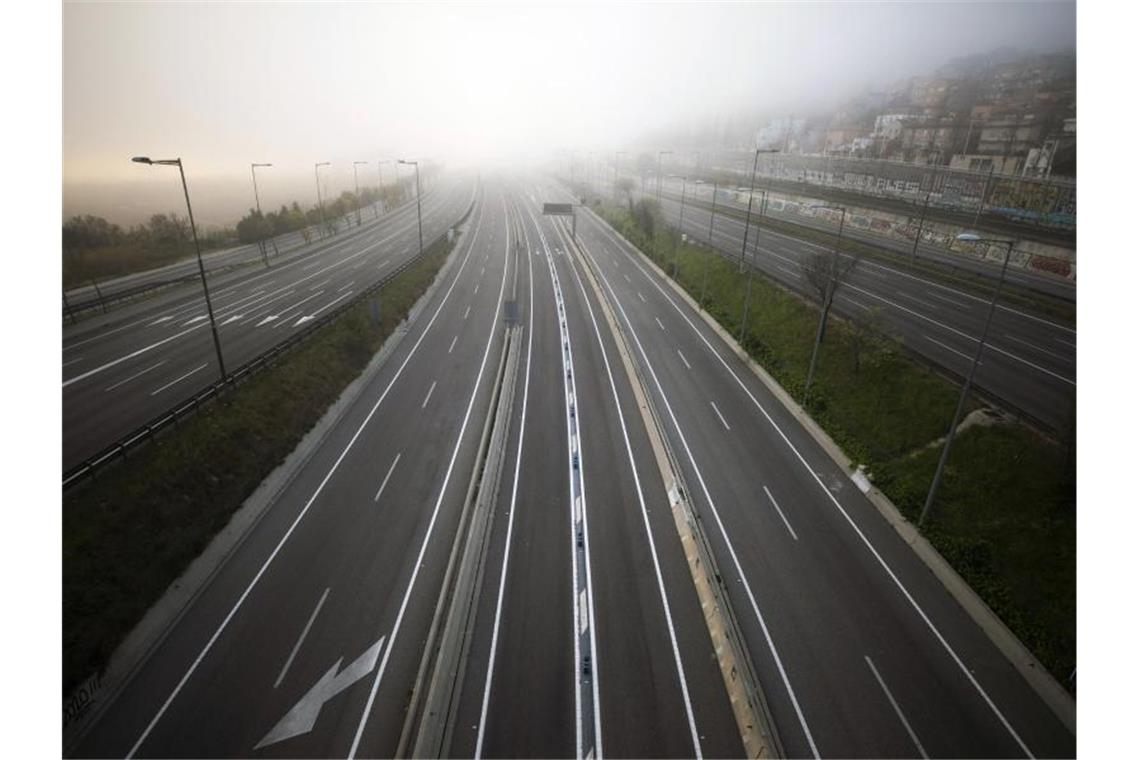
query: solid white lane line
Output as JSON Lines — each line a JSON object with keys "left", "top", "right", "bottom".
{"left": 895, "top": 290, "right": 938, "bottom": 311}
{"left": 338, "top": 280, "right": 355, "bottom": 293}
{"left": 584, "top": 244, "right": 820, "bottom": 757}
{"left": 1003, "top": 333, "right": 1072, "bottom": 363}
{"left": 596, "top": 220, "right": 1035, "bottom": 757}
{"left": 347, "top": 200, "right": 511, "bottom": 759}
{"left": 865, "top": 656, "right": 929, "bottom": 759}
{"left": 763, "top": 486, "right": 799, "bottom": 541}
{"left": 655, "top": 316, "right": 666, "bottom": 331}
{"left": 421, "top": 380, "right": 437, "bottom": 409}
{"left": 1056, "top": 336, "right": 1075, "bottom": 349}
{"left": 448, "top": 335, "right": 459, "bottom": 354}
{"left": 555, "top": 214, "right": 704, "bottom": 757}
{"left": 925, "top": 335, "right": 980, "bottom": 365}
{"left": 125, "top": 198, "right": 489, "bottom": 760}
{"left": 846, "top": 281, "right": 1074, "bottom": 386}
{"left": 273, "top": 588, "right": 330, "bottom": 689}
{"left": 149, "top": 363, "right": 208, "bottom": 396}
{"left": 710, "top": 400, "right": 731, "bottom": 431}
{"left": 63, "top": 356, "right": 84, "bottom": 369}
{"left": 926, "top": 290, "right": 968, "bottom": 307}
{"left": 476, "top": 204, "right": 536, "bottom": 759}
{"left": 373, "top": 453, "right": 402, "bottom": 502}
{"left": 838, "top": 295, "right": 871, "bottom": 312}
{"left": 105, "top": 360, "right": 167, "bottom": 392}
{"left": 677, "top": 349, "right": 691, "bottom": 370}
{"left": 64, "top": 322, "right": 208, "bottom": 389}
{"left": 777, "top": 264, "right": 799, "bottom": 278}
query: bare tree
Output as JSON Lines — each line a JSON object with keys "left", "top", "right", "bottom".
{"left": 616, "top": 177, "right": 636, "bottom": 214}
{"left": 802, "top": 247, "right": 861, "bottom": 344}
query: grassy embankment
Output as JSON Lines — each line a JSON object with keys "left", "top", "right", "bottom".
{"left": 63, "top": 233, "right": 455, "bottom": 697}
{"left": 594, "top": 200, "right": 1076, "bottom": 689}
{"left": 649, "top": 190, "right": 1075, "bottom": 326}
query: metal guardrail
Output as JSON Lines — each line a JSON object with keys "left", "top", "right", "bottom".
{"left": 63, "top": 196, "right": 476, "bottom": 491}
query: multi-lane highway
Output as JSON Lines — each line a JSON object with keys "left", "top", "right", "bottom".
{"left": 595, "top": 177, "right": 1076, "bottom": 431}
{"left": 66, "top": 175, "right": 1075, "bottom": 759}
{"left": 536, "top": 175, "right": 1073, "bottom": 757}
{"left": 62, "top": 178, "right": 475, "bottom": 471}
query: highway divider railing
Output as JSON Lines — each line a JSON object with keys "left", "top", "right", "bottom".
{"left": 62, "top": 195, "right": 477, "bottom": 491}
{"left": 62, "top": 195, "right": 427, "bottom": 321}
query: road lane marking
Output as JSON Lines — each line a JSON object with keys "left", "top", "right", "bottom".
{"left": 623, "top": 273, "right": 631, "bottom": 283}
{"left": 596, "top": 218, "right": 1035, "bottom": 757}
{"left": 895, "top": 289, "right": 937, "bottom": 310}
{"left": 655, "top": 316, "right": 667, "bottom": 331}
{"left": 777, "top": 264, "right": 799, "bottom": 278}
{"left": 149, "top": 363, "right": 207, "bottom": 396}
{"left": 348, "top": 200, "right": 510, "bottom": 759}
{"left": 1056, "top": 336, "right": 1075, "bottom": 349}
{"left": 372, "top": 453, "right": 402, "bottom": 503}
{"left": 637, "top": 291, "right": 646, "bottom": 302}
{"left": 1003, "top": 333, "right": 1072, "bottom": 363}
{"left": 554, "top": 213, "right": 704, "bottom": 757}
{"left": 125, "top": 196, "right": 489, "bottom": 760}
{"left": 421, "top": 380, "right": 437, "bottom": 409}
{"left": 925, "top": 335, "right": 981, "bottom": 365}
{"left": 476, "top": 201, "right": 536, "bottom": 759}
{"left": 583, "top": 244, "right": 820, "bottom": 757}
{"left": 763, "top": 485, "right": 799, "bottom": 541}
{"left": 926, "top": 290, "right": 967, "bottom": 307}
{"left": 710, "top": 400, "right": 731, "bottom": 430}
{"left": 273, "top": 588, "right": 331, "bottom": 689}
{"left": 448, "top": 335, "right": 458, "bottom": 354}
{"left": 838, "top": 295, "right": 871, "bottom": 311}
{"left": 677, "top": 349, "right": 691, "bottom": 369}
{"left": 865, "top": 656, "right": 929, "bottom": 759}
{"left": 474, "top": 282, "right": 480, "bottom": 295}
{"left": 338, "top": 280, "right": 355, "bottom": 292}
{"left": 105, "top": 360, "right": 166, "bottom": 392}
{"left": 463, "top": 305, "right": 471, "bottom": 319}
{"left": 62, "top": 355, "right": 84, "bottom": 369}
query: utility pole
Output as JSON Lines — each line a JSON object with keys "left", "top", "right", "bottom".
{"left": 656, "top": 150, "right": 672, "bottom": 201}
{"left": 920, "top": 235, "right": 1015, "bottom": 526}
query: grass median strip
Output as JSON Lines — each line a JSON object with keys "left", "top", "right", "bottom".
{"left": 62, "top": 235, "right": 455, "bottom": 698}
{"left": 593, "top": 200, "right": 1076, "bottom": 690}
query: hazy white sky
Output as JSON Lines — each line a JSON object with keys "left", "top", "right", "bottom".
{"left": 63, "top": 1, "right": 1074, "bottom": 225}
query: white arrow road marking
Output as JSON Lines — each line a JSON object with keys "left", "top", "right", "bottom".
{"left": 256, "top": 315, "right": 278, "bottom": 327}
{"left": 295, "top": 315, "right": 315, "bottom": 327}
{"left": 255, "top": 635, "right": 386, "bottom": 750}
{"left": 149, "top": 316, "right": 174, "bottom": 325}
{"left": 293, "top": 291, "right": 354, "bottom": 327}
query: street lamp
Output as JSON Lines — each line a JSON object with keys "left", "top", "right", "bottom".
{"left": 131, "top": 156, "right": 226, "bottom": 380}
{"left": 314, "top": 162, "right": 330, "bottom": 239}
{"left": 669, "top": 174, "right": 688, "bottom": 278}
{"left": 802, "top": 203, "right": 848, "bottom": 403}
{"left": 399, "top": 159, "right": 424, "bottom": 259}
{"left": 250, "top": 162, "right": 275, "bottom": 265}
{"left": 352, "top": 161, "right": 368, "bottom": 227}
{"left": 656, "top": 150, "right": 672, "bottom": 201}
{"left": 739, "top": 148, "right": 779, "bottom": 273}
{"left": 919, "top": 233, "right": 1016, "bottom": 526}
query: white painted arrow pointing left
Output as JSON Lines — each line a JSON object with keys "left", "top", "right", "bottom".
{"left": 254, "top": 635, "right": 386, "bottom": 750}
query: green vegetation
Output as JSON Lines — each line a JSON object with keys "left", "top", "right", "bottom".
{"left": 668, "top": 192, "right": 1076, "bottom": 326}
{"left": 62, "top": 213, "right": 234, "bottom": 288}
{"left": 593, "top": 199, "right": 1076, "bottom": 688}
{"left": 63, "top": 233, "right": 455, "bottom": 697}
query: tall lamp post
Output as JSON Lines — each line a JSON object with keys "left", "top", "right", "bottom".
{"left": 132, "top": 156, "right": 226, "bottom": 380}
{"left": 802, "top": 203, "right": 848, "bottom": 404}
{"left": 919, "top": 233, "right": 1016, "bottom": 526}
{"left": 656, "top": 150, "right": 672, "bottom": 201}
{"left": 352, "top": 161, "right": 368, "bottom": 227}
{"left": 739, "top": 148, "right": 779, "bottom": 272}
{"left": 669, "top": 175, "right": 688, "bottom": 278}
{"left": 399, "top": 159, "right": 424, "bottom": 259}
{"left": 250, "top": 162, "right": 274, "bottom": 266}
{"left": 314, "top": 161, "right": 330, "bottom": 239}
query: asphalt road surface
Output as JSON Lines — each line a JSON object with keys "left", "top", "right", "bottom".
{"left": 62, "top": 177, "right": 476, "bottom": 472}
{"left": 584, "top": 176, "right": 1075, "bottom": 432}
{"left": 67, "top": 174, "right": 1075, "bottom": 759}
